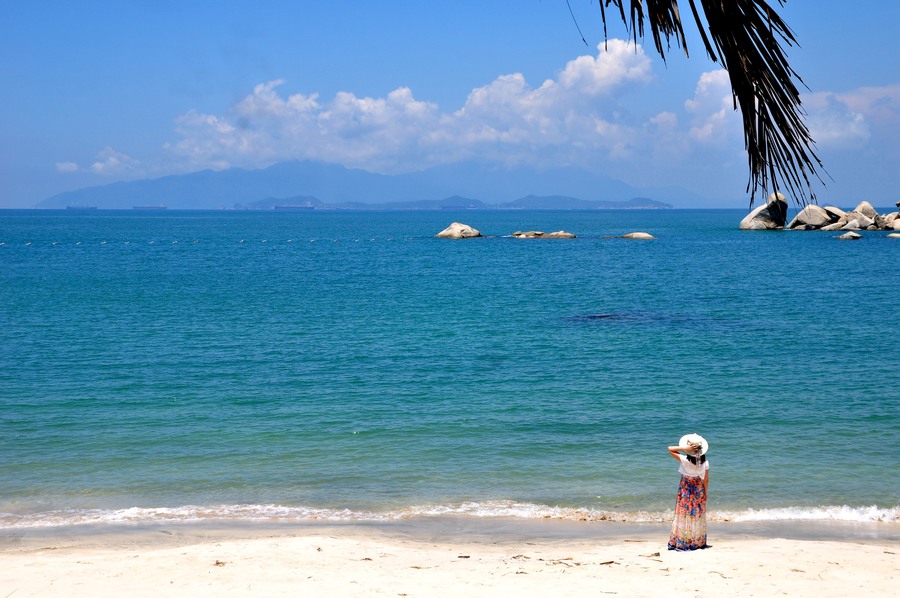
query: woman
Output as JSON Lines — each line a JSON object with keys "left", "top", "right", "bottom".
{"left": 667, "top": 433, "right": 709, "bottom": 550}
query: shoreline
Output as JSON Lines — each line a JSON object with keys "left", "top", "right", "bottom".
{"left": 3, "top": 519, "right": 897, "bottom": 597}
{"left": 4, "top": 516, "right": 899, "bottom": 550}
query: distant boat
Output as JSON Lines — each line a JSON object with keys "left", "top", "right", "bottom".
{"left": 66, "top": 205, "right": 97, "bottom": 210}
{"left": 132, "top": 206, "right": 167, "bottom": 210}
{"left": 274, "top": 205, "right": 315, "bottom": 211}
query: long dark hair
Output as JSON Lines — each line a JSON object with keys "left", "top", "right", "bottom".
{"left": 686, "top": 454, "right": 707, "bottom": 465}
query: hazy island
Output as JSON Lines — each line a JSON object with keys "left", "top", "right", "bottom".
{"left": 38, "top": 160, "right": 681, "bottom": 210}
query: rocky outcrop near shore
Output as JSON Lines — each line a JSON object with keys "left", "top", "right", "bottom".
{"left": 741, "top": 198, "right": 899, "bottom": 233}
{"left": 435, "top": 222, "right": 483, "bottom": 239}
{"left": 787, "top": 201, "right": 900, "bottom": 232}
{"left": 739, "top": 193, "right": 788, "bottom": 230}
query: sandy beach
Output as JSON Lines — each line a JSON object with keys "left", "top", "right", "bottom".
{"left": 3, "top": 522, "right": 897, "bottom": 597}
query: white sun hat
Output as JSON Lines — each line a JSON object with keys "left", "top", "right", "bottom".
{"left": 679, "top": 433, "right": 709, "bottom": 456}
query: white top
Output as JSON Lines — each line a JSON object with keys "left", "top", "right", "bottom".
{"left": 678, "top": 454, "right": 709, "bottom": 479}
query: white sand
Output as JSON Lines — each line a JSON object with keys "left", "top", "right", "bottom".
{"left": 2, "top": 527, "right": 898, "bottom": 597}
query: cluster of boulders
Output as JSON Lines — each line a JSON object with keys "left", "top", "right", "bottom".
{"left": 740, "top": 194, "right": 900, "bottom": 235}
{"left": 435, "top": 222, "right": 654, "bottom": 240}
{"left": 788, "top": 201, "right": 900, "bottom": 232}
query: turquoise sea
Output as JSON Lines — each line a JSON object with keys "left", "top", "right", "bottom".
{"left": 1, "top": 209, "right": 898, "bottom": 530}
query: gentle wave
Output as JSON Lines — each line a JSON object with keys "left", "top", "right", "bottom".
{"left": 717, "top": 505, "right": 900, "bottom": 523}
{"left": 3, "top": 501, "right": 898, "bottom": 529}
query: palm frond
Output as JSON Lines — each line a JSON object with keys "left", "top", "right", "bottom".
{"left": 599, "top": 0, "right": 825, "bottom": 207}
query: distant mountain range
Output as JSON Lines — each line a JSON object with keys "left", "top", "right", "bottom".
{"left": 37, "top": 160, "right": 694, "bottom": 210}
{"left": 247, "top": 194, "right": 670, "bottom": 211}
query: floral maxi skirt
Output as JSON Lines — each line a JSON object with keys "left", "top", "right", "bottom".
{"left": 668, "top": 474, "right": 707, "bottom": 551}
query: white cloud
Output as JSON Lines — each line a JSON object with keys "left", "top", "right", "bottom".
{"left": 684, "top": 70, "right": 739, "bottom": 143}
{"left": 165, "top": 40, "right": 666, "bottom": 173}
{"left": 55, "top": 161, "right": 79, "bottom": 173}
{"left": 804, "top": 95, "right": 869, "bottom": 149}
{"left": 557, "top": 39, "right": 653, "bottom": 94}
{"left": 90, "top": 147, "right": 142, "bottom": 176}
{"left": 153, "top": 38, "right": 785, "bottom": 202}
{"left": 803, "top": 85, "right": 900, "bottom": 150}
{"left": 835, "top": 84, "right": 900, "bottom": 127}
{"left": 235, "top": 79, "right": 320, "bottom": 120}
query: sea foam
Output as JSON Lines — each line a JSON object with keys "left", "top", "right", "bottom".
{"left": 2, "top": 501, "right": 897, "bottom": 529}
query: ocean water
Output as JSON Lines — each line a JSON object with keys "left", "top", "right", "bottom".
{"left": 1, "top": 209, "right": 898, "bottom": 530}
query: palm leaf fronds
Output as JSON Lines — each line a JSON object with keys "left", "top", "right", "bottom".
{"left": 598, "top": 0, "right": 824, "bottom": 206}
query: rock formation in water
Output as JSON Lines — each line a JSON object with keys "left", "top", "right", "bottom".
{"left": 739, "top": 193, "right": 788, "bottom": 230}
{"left": 511, "top": 230, "right": 576, "bottom": 238}
{"left": 621, "top": 232, "right": 655, "bottom": 239}
{"left": 435, "top": 222, "right": 483, "bottom": 239}
{"left": 786, "top": 201, "right": 900, "bottom": 232}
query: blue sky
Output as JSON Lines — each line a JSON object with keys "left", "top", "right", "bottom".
{"left": 2, "top": 1, "right": 898, "bottom": 208}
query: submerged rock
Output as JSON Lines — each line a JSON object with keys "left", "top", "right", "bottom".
{"left": 435, "top": 222, "right": 482, "bottom": 239}
{"left": 511, "top": 230, "right": 576, "bottom": 238}
{"left": 837, "top": 231, "right": 862, "bottom": 240}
